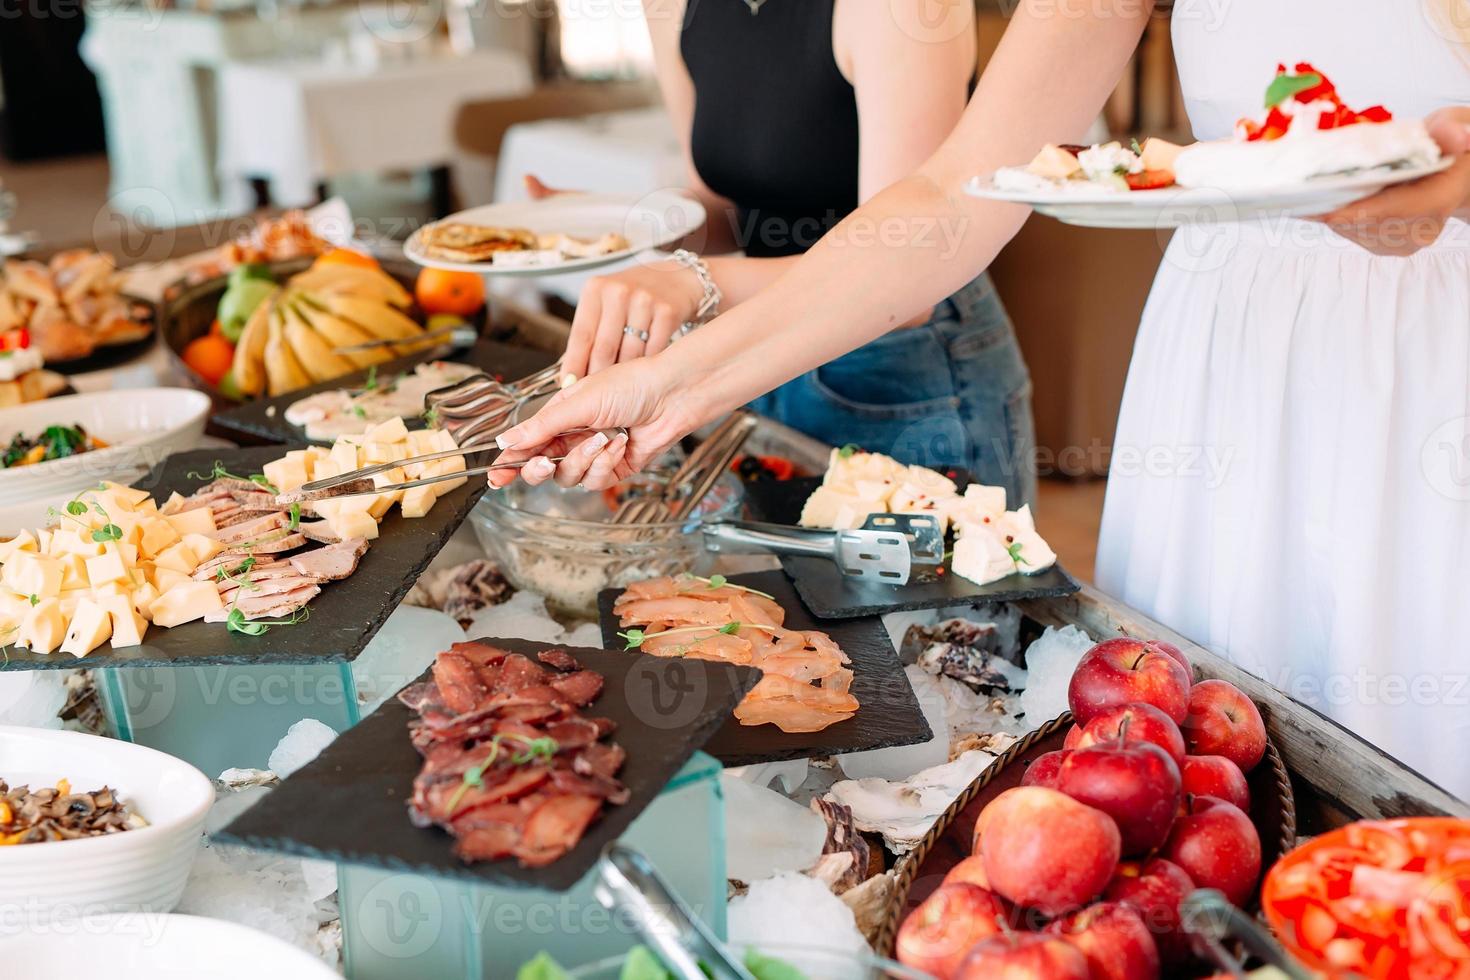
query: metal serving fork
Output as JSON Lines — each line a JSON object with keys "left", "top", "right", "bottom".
{"left": 422, "top": 361, "right": 567, "bottom": 451}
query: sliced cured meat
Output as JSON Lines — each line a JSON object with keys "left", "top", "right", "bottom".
{"left": 433, "top": 651, "right": 488, "bottom": 715}
{"left": 287, "top": 538, "right": 369, "bottom": 581}
{"left": 512, "top": 795, "right": 603, "bottom": 867}
{"left": 537, "top": 649, "right": 582, "bottom": 673}
{"left": 207, "top": 511, "right": 286, "bottom": 544}
{"left": 549, "top": 670, "right": 603, "bottom": 706}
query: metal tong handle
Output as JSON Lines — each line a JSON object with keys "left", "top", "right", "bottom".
{"left": 701, "top": 520, "right": 841, "bottom": 560}
{"left": 592, "top": 844, "right": 755, "bottom": 980}
{"left": 1179, "top": 889, "right": 1314, "bottom": 980}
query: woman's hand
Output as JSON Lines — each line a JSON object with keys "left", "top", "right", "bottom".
{"left": 487, "top": 358, "right": 703, "bottom": 490}
{"left": 1320, "top": 107, "right": 1470, "bottom": 256}
{"left": 563, "top": 261, "right": 706, "bottom": 380}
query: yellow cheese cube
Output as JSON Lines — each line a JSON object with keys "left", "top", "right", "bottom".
{"left": 366, "top": 416, "right": 410, "bottom": 444}
{"left": 263, "top": 457, "right": 309, "bottom": 493}
{"left": 407, "top": 430, "right": 438, "bottom": 456}
{"left": 367, "top": 494, "right": 396, "bottom": 521}
{"left": 400, "top": 485, "right": 437, "bottom": 518}
{"left": 164, "top": 507, "right": 216, "bottom": 537}
{"left": 431, "top": 429, "right": 461, "bottom": 453}
{"left": 58, "top": 553, "right": 90, "bottom": 589}
{"left": 112, "top": 541, "right": 140, "bottom": 566}
{"left": 132, "top": 581, "right": 160, "bottom": 623}
{"left": 100, "top": 482, "right": 151, "bottom": 509}
{"left": 182, "top": 533, "right": 225, "bottom": 564}
{"left": 93, "top": 581, "right": 128, "bottom": 599}
{"left": 426, "top": 460, "right": 466, "bottom": 498}
{"left": 327, "top": 508, "right": 379, "bottom": 542}
{"left": 61, "top": 598, "right": 112, "bottom": 657}
{"left": 150, "top": 567, "right": 191, "bottom": 594}
{"left": 162, "top": 491, "right": 188, "bottom": 511}
{"left": 100, "top": 594, "right": 148, "bottom": 649}
{"left": 153, "top": 542, "right": 200, "bottom": 575}
{"left": 18, "top": 597, "right": 66, "bottom": 654}
{"left": 135, "top": 498, "right": 159, "bottom": 517}
{"left": 51, "top": 528, "right": 104, "bottom": 558}
{"left": 330, "top": 440, "right": 361, "bottom": 474}
{"left": 86, "top": 550, "right": 130, "bottom": 585}
{"left": 149, "top": 581, "right": 224, "bottom": 628}
{"left": 139, "top": 519, "right": 181, "bottom": 559}
{"left": 2, "top": 553, "right": 63, "bottom": 599}
{"left": 363, "top": 442, "right": 399, "bottom": 465}
{"left": 310, "top": 460, "right": 339, "bottom": 481}
{"left": 0, "top": 530, "right": 38, "bottom": 562}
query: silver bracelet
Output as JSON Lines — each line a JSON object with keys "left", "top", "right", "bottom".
{"left": 669, "top": 248, "right": 721, "bottom": 338}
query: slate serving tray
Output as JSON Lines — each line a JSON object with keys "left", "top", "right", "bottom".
{"left": 208, "top": 339, "right": 557, "bottom": 445}
{"left": 0, "top": 446, "right": 482, "bottom": 671}
{"left": 597, "top": 569, "right": 931, "bottom": 766}
{"left": 215, "top": 636, "right": 760, "bottom": 892}
{"left": 742, "top": 477, "right": 1080, "bottom": 620}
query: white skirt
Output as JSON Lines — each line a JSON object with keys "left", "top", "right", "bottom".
{"left": 1097, "top": 217, "right": 1470, "bottom": 800}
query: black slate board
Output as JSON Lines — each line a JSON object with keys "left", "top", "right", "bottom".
{"left": 208, "top": 339, "right": 557, "bottom": 445}
{"left": 597, "top": 570, "right": 931, "bottom": 766}
{"left": 0, "top": 446, "right": 482, "bottom": 670}
{"left": 743, "top": 477, "right": 1080, "bottom": 620}
{"left": 214, "top": 637, "right": 760, "bottom": 892}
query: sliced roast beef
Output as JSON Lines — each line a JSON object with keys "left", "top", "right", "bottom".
{"left": 287, "top": 538, "right": 369, "bottom": 581}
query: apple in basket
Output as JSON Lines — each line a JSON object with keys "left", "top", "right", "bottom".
{"left": 1163, "top": 795, "right": 1262, "bottom": 907}
{"left": 955, "top": 930, "right": 1092, "bottom": 980}
{"left": 1180, "top": 755, "right": 1251, "bottom": 811}
{"left": 1020, "top": 749, "right": 1070, "bottom": 790}
{"left": 1068, "top": 638, "right": 1192, "bottom": 726}
{"left": 1055, "top": 726, "right": 1183, "bottom": 856}
{"left": 1104, "top": 858, "right": 1197, "bottom": 967}
{"left": 975, "top": 787, "right": 1121, "bottom": 917}
{"left": 942, "top": 854, "right": 993, "bottom": 891}
{"left": 1069, "top": 702, "right": 1187, "bottom": 767}
{"left": 895, "top": 882, "right": 1011, "bottom": 979}
{"left": 1180, "top": 679, "right": 1268, "bottom": 772}
{"left": 1044, "top": 901, "right": 1161, "bottom": 980}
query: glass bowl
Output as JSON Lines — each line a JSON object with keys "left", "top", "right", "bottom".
{"left": 468, "top": 467, "right": 745, "bottom": 618}
{"left": 564, "top": 945, "right": 930, "bottom": 980}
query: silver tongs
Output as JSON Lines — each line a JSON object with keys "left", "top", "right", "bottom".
{"left": 614, "top": 410, "right": 758, "bottom": 525}
{"left": 424, "top": 361, "right": 567, "bottom": 451}
{"left": 1179, "top": 889, "right": 1314, "bottom": 980}
{"left": 701, "top": 513, "right": 943, "bottom": 585}
{"left": 592, "top": 844, "right": 755, "bottom": 980}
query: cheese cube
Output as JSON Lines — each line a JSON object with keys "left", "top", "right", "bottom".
{"left": 951, "top": 526, "right": 1018, "bottom": 587}
{"left": 407, "top": 430, "right": 438, "bottom": 456}
{"left": 263, "top": 457, "right": 309, "bottom": 493}
{"left": 150, "top": 567, "right": 191, "bottom": 594}
{"left": 1027, "top": 143, "right": 1083, "bottom": 179}
{"left": 1140, "top": 137, "right": 1184, "bottom": 173}
{"left": 86, "top": 550, "right": 129, "bottom": 585}
{"left": 799, "top": 485, "right": 885, "bottom": 531}
{"left": 93, "top": 581, "right": 128, "bottom": 599}
{"left": 2, "top": 553, "right": 63, "bottom": 599}
{"left": 182, "top": 533, "right": 225, "bottom": 564}
{"left": 0, "top": 530, "right": 38, "bottom": 562}
{"left": 309, "top": 460, "right": 339, "bottom": 481}
{"left": 58, "top": 553, "right": 89, "bottom": 589}
{"left": 17, "top": 597, "right": 66, "bottom": 654}
{"left": 149, "top": 581, "right": 224, "bottom": 628}
{"left": 330, "top": 440, "right": 361, "bottom": 474}
{"left": 153, "top": 542, "right": 200, "bottom": 575}
{"left": 135, "top": 498, "right": 160, "bottom": 517}
{"left": 138, "top": 519, "right": 181, "bottom": 559}
{"left": 132, "top": 582, "right": 160, "bottom": 623}
{"left": 367, "top": 416, "right": 410, "bottom": 444}
{"left": 51, "top": 528, "right": 104, "bottom": 558}
{"left": 399, "top": 485, "right": 436, "bottom": 518}
{"left": 428, "top": 462, "right": 466, "bottom": 498}
{"left": 100, "top": 482, "right": 151, "bottom": 509}
{"left": 164, "top": 507, "right": 216, "bottom": 537}
{"left": 431, "top": 429, "right": 461, "bottom": 453}
{"left": 363, "top": 442, "right": 404, "bottom": 465}
{"left": 100, "top": 594, "right": 148, "bottom": 648}
{"left": 61, "top": 598, "right": 112, "bottom": 657}
{"left": 326, "top": 508, "right": 379, "bottom": 542}
{"left": 162, "top": 491, "right": 188, "bottom": 511}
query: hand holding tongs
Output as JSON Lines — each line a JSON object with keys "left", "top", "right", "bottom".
{"left": 592, "top": 844, "right": 756, "bottom": 980}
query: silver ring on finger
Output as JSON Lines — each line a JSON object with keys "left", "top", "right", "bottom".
{"left": 622, "top": 325, "right": 650, "bottom": 343}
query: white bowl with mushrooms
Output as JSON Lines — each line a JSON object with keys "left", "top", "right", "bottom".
{"left": 0, "top": 726, "right": 213, "bottom": 930}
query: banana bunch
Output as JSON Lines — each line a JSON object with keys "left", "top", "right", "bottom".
{"left": 231, "top": 264, "right": 442, "bottom": 397}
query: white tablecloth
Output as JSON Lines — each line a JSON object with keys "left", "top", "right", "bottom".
{"left": 491, "top": 107, "right": 683, "bottom": 305}
{"left": 217, "top": 48, "right": 533, "bottom": 207}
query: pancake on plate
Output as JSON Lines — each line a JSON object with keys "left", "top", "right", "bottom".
{"left": 417, "top": 223, "right": 538, "bottom": 263}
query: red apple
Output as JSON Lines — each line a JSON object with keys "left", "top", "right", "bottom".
{"left": 978, "top": 787, "right": 1121, "bottom": 916}
{"left": 1104, "top": 858, "right": 1196, "bottom": 967}
{"left": 1045, "top": 901, "right": 1161, "bottom": 980}
{"left": 1180, "top": 755, "right": 1250, "bottom": 812}
{"left": 943, "top": 854, "right": 992, "bottom": 891}
{"left": 896, "top": 882, "right": 1010, "bottom": 979}
{"left": 1073, "top": 702, "right": 1187, "bottom": 767}
{"left": 1021, "top": 750, "right": 1070, "bottom": 790}
{"left": 1150, "top": 640, "right": 1192, "bottom": 677}
{"left": 1064, "top": 724, "right": 1083, "bottom": 750}
{"left": 1068, "top": 638, "right": 1192, "bottom": 726}
{"left": 1180, "top": 679, "right": 1266, "bottom": 772}
{"left": 1162, "top": 795, "right": 1261, "bottom": 907}
{"left": 1056, "top": 733, "right": 1182, "bottom": 855}
{"left": 956, "top": 931, "right": 1091, "bottom": 980}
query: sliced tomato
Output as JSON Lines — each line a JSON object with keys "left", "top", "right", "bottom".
{"left": 1355, "top": 866, "right": 1428, "bottom": 907}
{"left": 1333, "top": 893, "right": 1405, "bottom": 940}
{"left": 1300, "top": 901, "right": 1341, "bottom": 952}
{"left": 1125, "top": 169, "right": 1175, "bottom": 191}
{"left": 1323, "top": 937, "right": 1371, "bottom": 974}
{"left": 1347, "top": 824, "right": 1416, "bottom": 869}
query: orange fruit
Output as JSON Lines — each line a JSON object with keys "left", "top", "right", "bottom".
{"left": 209, "top": 318, "right": 224, "bottom": 337}
{"left": 182, "top": 333, "right": 235, "bottom": 386}
{"left": 314, "top": 248, "right": 379, "bottom": 270}
{"left": 416, "top": 268, "right": 485, "bottom": 317}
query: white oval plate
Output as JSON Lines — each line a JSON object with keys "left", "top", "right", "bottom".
{"left": 964, "top": 157, "right": 1453, "bottom": 228}
{"left": 404, "top": 190, "right": 707, "bottom": 276}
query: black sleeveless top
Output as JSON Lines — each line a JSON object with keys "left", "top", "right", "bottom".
{"left": 681, "top": 0, "right": 860, "bottom": 259}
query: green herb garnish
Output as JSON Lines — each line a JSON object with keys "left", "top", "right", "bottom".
{"left": 1263, "top": 70, "right": 1323, "bottom": 108}
{"left": 90, "top": 524, "right": 123, "bottom": 543}
{"left": 27, "top": 594, "right": 39, "bottom": 607}
{"left": 65, "top": 500, "right": 87, "bottom": 517}
{"left": 352, "top": 406, "right": 367, "bottom": 419}
{"left": 225, "top": 605, "right": 308, "bottom": 636}
{"left": 288, "top": 502, "right": 301, "bottom": 531}
{"left": 680, "top": 572, "right": 776, "bottom": 601}
{"left": 186, "top": 460, "right": 279, "bottom": 493}
{"left": 423, "top": 407, "right": 440, "bottom": 429}
{"left": 363, "top": 365, "right": 378, "bottom": 390}
{"left": 1007, "top": 540, "right": 1029, "bottom": 566}
{"left": 446, "top": 733, "right": 561, "bottom": 813}
{"left": 837, "top": 443, "right": 860, "bottom": 459}
{"left": 618, "top": 620, "right": 769, "bottom": 651}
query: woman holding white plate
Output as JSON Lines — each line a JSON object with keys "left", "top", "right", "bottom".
{"left": 494, "top": 1, "right": 1470, "bottom": 795}
{"left": 528, "top": 0, "right": 1036, "bottom": 503}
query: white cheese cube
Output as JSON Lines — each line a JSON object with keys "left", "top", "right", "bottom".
{"left": 132, "top": 582, "right": 160, "bottom": 623}
{"left": 58, "top": 553, "right": 89, "bottom": 590}
{"left": 951, "top": 525, "right": 1018, "bottom": 587}
{"left": 85, "top": 551, "right": 129, "bottom": 585}
{"left": 149, "top": 581, "right": 224, "bottom": 628}
{"left": 263, "top": 457, "right": 309, "bottom": 493}
{"left": 399, "top": 485, "right": 436, "bottom": 518}
{"left": 100, "top": 482, "right": 151, "bottom": 509}
{"left": 326, "top": 509, "right": 379, "bottom": 542}
{"left": 150, "top": 567, "right": 192, "bottom": 594}
{"left": 330, "top": 440, "right": 362, "bottom": 474}
{"left": 0, "top": 530, "right": 38, "bottom": 562}
{"left": 366, "top": 416, "right": 410, "bottom": 444}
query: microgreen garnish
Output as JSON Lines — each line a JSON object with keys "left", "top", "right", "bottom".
{"left": 27, "top": 594, "right": 39, "bottom": 607}
{"left": 186, "top": 461, "right": 279, "bottom": 493}
{"left": 1130, "top": 137, "right": 1143, "bottom": 156}
{"left": 225, "top": 605, "right": 308, "bottom": 636}
{"left": 837, "top": 443, "right": 860, "bottom": 459}
{"left": 90, "top": 524, "right": 123, "bottom": 543}
{"left": 1007, "top": 541, "right": 1030, "bottom": 566}
{"left": 352, "top": 406, "right": 367, "bottom": 419}
{"left": 65, "top": 500, "right": 87, "bottom": 517}
{"left": 445, "top": 733, "right": 561, "bottom": 812}
{"left": 422, "top": 407, "right": 440, "bottom": 429}
{"left": 288, "top": 503, "right": 301, "bottom": 531}
{"left": 363, "top": 365, "right": 377, "bottom": 390}
{"left": 680, "top": 572, "right": 776, "bottom": 601}
{"left": 215, "top": 557, "right": 259, "bottom": 591}
{"left": 618, "top": 620, "right": 772, "bottom": 651}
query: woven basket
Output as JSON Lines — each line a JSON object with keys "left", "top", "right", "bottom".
{"left": 872, "top": 711, "right": 1298, "bottom": 958}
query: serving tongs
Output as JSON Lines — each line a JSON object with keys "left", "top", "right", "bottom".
{"left": 1179, "top": 889, "right": 1314, "bottom": 980}
{"left": 423, "top": 361, "right": 567, "bottom": 451}
{"left": 700, "top": 513, "right": 943, "bottom": 585}
{"left": 613, "top": 410, "right": 758, "bottom": 525}
{"left": 592, "top": 844, "right": 756, "bottom": 980}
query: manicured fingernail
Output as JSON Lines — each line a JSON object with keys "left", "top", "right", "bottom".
{"left": 496, "top": 430, "right": 521, "bottom": 450}
{"left": 526, "top": 457, "right": 555, "bottom": 479}
{"left": 583, "top": 430, "right": 610, "bottom": 453}
{"left": 560, "top": 373, "right": 578, "bottom": 389}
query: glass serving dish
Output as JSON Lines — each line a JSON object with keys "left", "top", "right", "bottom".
{"left": 565, "top": 945, "right": 930, "bottom": 980}
{"left": 469, "top": 465, "right": 745, "bottom": 617}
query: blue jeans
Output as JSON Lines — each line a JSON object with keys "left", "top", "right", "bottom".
{"left": 748, "top": 272, "right": 1036, "bottom": 507}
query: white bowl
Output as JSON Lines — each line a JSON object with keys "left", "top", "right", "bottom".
{"left": 0, "top": 388, "right": 211, "bottom": 506}
{"left": 0, "top": 726, "right": 214, "bottom": 932}
{"left": 0, "top": 913, "right": 340, "bottom": 978}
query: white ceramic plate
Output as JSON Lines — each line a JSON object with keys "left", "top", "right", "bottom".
{"left": 964, "top": 157, "right": 1453, "bottom": 228}
{"left": 0, "top": 388, "right": 211, "bottom": 506}
{"left": 0, "top": 726, "right": 213, "bottom": 924}
{"left": 404, "top": 190, "right": 707, "bottom": 276}
{"left": 0, "top": 913, "right": 339, "bottom": 978}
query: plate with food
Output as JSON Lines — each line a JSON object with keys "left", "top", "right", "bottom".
{"left": 0, "top": 329, "right": 68, "bottom": 408}
{"left": 742, "top": 448, "right": 1079, "bottom": 619}
{"left": 214, "top": 636, "right": 758, "bottom": 891}
{"left": 598, "top": 569, "right": 932, "bottom": 765}
{"left": 0, "top": 388, "right": 211, "bottom": 507}
{"left": 0, "top": 250, "right": 156, "bottom": 371}
{"left": 210, "top": 339, "right": 556, "bottom": 445}
{"left": 967, "top": 63, "right": 1452, "bottom": 228}
{"left": 0, "top": 433, "right": 477, "bottom": 669}
{"left": 404, "top": 190, "right": 707, "bottom": 276}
